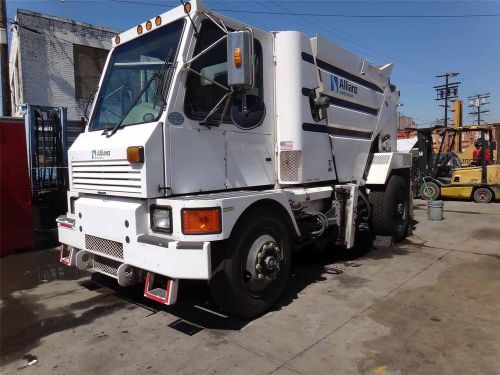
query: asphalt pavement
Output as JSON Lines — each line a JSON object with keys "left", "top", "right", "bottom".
{"left": 1, "top": 200, "right": 499, "bottom": 374}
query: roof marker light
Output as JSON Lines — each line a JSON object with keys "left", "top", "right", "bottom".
{"left": 146, "top": 20, "right": 152, "bottom": 31}
{"left": 114, "top": 35, "right": 120, "bottom": 45}
{"left": 155, "top": 16, "right": 162, "bottom": 26}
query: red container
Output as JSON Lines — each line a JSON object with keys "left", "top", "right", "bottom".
{"left": 0, "top": 117, "right": 33, "bottom": 256}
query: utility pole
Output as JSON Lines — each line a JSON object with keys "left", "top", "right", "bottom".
{"left": 434, "top": 72, "right": 460, "bottom": 127}
{"left": 468, "top": 93, "right": 490, "bottom": 126}
{"left": 0, "top": 0, "right": 11, "bottom": 116}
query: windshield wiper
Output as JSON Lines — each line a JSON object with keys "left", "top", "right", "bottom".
{"left": 105, "top": 48, "right": 175, "bottom": 137}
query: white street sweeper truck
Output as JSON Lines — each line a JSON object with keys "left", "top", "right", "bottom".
{"left": 57, "top": 0, "right": 411, "bottom": 317}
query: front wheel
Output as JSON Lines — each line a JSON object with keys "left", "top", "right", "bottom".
{"left": 208, "top": 207, "right": 291, "bottom": 318}
{"left": 370, "top": 175, "right": 410, "bottom": 242}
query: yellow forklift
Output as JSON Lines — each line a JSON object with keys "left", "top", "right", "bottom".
{"left": 416, "top": 125, "right": 499, "bottom": 203}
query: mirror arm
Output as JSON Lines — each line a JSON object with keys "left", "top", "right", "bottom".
{"left": 201, "top": 11, "right": 229, "bottom": 34}
{"left": 184, "top": 35, "right": 228, "bottom": 66}
{"left": 184, "top": 66, "right": 230, "bottom": 92}
{"left": 200, "top": 90, "right": 233, "bottom": 127}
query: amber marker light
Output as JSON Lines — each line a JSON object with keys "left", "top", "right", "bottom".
{"left": 155, "top": 16, "right": 162, "bottom": 26}
{"left": 183, "top": 2, "right": 191, "bottom": 13}
{"left": 234, "top": 47, "right": 242, "bottom": 68}
{"left": 127, "top": 146, "right": 144, "bottom": 163}
{"left": 137, "top": 24, "right": 143, "bottom": 34}
{"left": 114, "top": 35, "right": 121, "bottom": 45}
{"left": 182, "top": 207, "right": 222, "bottom": 235}
{"left": 146, "top": 20, "right": 152, "bottom": 31}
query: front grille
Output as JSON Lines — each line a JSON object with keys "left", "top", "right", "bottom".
{"left": 92, "top": 255, "right": 121, "bottom": 277}
{"left": 85, "top": 235, "right": 123, "bottom": 260}
{"left": 71, "top": 160, "right": 142, "bottom": 194}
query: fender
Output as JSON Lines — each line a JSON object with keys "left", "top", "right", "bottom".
{"left": 365, "top": 152, "right": 412, "bottom": 185}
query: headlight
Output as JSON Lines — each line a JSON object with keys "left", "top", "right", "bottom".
{"left": 150, "top": 206, "right": 172, "bottom": 233}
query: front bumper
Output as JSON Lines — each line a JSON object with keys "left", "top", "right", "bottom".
{"left": 57, "top": 195, "right": 211, "bottom": 281}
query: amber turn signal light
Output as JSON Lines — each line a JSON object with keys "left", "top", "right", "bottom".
{"left": 182, "top": 208, "right": 221, "bottom": 235}
{"left": 127, "top": 146, "right": 144, "bottom": 163}
{"left": 234, "top": 48, "right": 242, "bottom": 68}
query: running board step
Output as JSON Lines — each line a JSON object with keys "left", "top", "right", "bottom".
{"left": 144, "top": 272, "right": 179, "bottom": 305}
{"left": 60, "top": 245, "right": 76, "bottom": 266}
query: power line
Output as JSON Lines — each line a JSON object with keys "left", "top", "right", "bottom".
{"left": 209, "top": 9, "right": 500, "bottom": 19}
{"left": 434, "top": 72, "right": 461, "bottom": 128}
{"left": 266, "top": 0, "right": 435, "bottom": 74}
{"left": 79, "top": 0, "right": 500, "bottom": 19}
{"left": 468, "top": 93, "right": 490, "bottom": 125}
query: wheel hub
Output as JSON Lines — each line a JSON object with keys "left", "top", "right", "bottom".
{"left": 397, "top": 203, "right": 405, "bottom": 215}
{"left": 255, "top": 242, "right": 281, "bottom": 282}
{"left": 244, "top": 235, "right": 282, "bottom": 293}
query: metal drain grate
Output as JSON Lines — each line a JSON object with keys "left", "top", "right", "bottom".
{"left": 92, "top": 255, "right": 121, "bottom": 277}
{"left": 85, "top": 235, "right": 123, "bottom": 260}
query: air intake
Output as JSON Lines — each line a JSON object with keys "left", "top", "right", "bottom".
{"left": 280, "top": 150, "right": 303, "bottom": 183}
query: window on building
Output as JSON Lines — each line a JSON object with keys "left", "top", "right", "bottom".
{"left": 73, "top": 44, "right": 109, "bottom": 99}
{"left": 184, "top": 21, "right": 263, "bottom": 124}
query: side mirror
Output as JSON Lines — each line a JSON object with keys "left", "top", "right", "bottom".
{"left": 231, "top": 94, "right": 265, "bottom": 129}
{"left": 227, "top": 30, "right": 254, "bottom": 88}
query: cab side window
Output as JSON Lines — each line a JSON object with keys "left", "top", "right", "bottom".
{"left": 184, "top": 21, "right": 263, "bottom": 124}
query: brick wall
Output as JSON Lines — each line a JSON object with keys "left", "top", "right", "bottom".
{"left": 12, "top": 10, "right": 119, "bottom": 121}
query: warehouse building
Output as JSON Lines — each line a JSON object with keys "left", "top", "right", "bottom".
{"left": 9, "top": 9, "right": 119, "bottom": 126}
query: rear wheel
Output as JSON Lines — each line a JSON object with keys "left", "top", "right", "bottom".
{"left": 208, "top": 207, "right": 291, "bottom": 318}
{"left": 419, "top": 181, "right": 440, "bottom": 200}
{"left": 473, "top": 187, "right": 493, "bottom": 203}
{"left": 370, "top": 175, "right": 410, "bottom": 242}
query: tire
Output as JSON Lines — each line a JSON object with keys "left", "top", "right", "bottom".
{"left": 370, "top": 175, "right": 410, "bottom": 242}
{"left": 419, "top": 181, "right": 440, "bottom": 200}
{"left": 208, "top": 207, "right": 291, "bottom": 318}
{"left": 473, "top": 187, "right": 493, "bottom": 203}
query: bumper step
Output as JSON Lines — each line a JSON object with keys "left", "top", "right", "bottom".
{"left": 144, "top": 272, "right": 178, "bottom": 305}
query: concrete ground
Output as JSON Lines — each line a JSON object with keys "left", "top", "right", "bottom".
{"left": 1, "top": 200, "right": 499, "bottom": 374}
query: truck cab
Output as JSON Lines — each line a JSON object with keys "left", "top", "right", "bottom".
{"left": 58, "top": 0, "right": 412, "bottom": 318}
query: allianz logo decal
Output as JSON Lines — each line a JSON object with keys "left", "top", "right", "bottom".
{"left": 331, "top": 74, "right": 358, "bottom": 97}
{"left": 92, "top": 149, "right": 111, "bottom": 159}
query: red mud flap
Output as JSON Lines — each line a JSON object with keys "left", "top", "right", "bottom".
{"left": 144, "top": 272, "right": 179, "bottom": 305}
{"left": 59, "top": 245, "right": 76, "bottom": 266}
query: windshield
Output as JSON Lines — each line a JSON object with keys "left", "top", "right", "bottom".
{"left": 90, "top": 19, "right": 184, "bottom": 131}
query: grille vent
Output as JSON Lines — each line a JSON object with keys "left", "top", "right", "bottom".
{"left": 371, "top": 154, "right": 392, "bottom": 165}
{"left": 85, "top": 235, "right": 123, "bottom": 260}
{"left": 92, "top": 255, "right": 121, "bottom": 277}
{"left": 280, "top": 151, "right": 303, "bottom": 182}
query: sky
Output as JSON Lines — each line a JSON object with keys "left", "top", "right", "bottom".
{"left": 5, "top": 0, "right": 500, "bottom": 126}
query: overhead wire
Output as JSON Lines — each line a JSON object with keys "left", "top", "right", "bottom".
{"left": 267, "top": 0, "right": 435, "bottom": 74}
{"left": 80, "top": 0, "right": 500, "bottom": 18}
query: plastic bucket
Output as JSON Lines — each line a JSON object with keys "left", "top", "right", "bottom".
{"left": 428, "top": 200, "right": 444, "bottom": 221}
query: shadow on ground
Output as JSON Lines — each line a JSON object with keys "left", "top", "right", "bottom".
{"left": 0, "top": 237, "right": 416, "bottom": 365}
